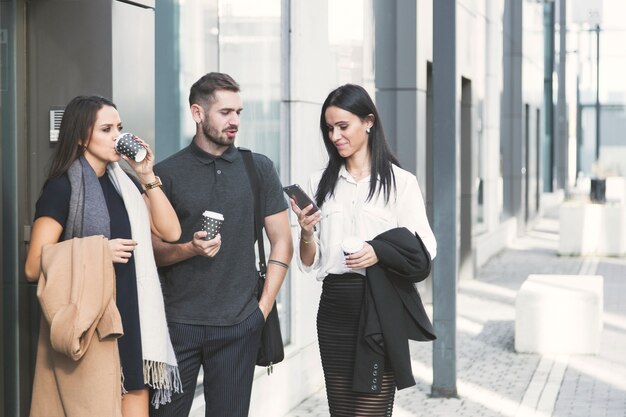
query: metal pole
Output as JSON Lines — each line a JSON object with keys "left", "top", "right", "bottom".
{"left": 595, "top": 24, "right": 601, "bottom": 161}
{"left": 543, "top": 1, "right": 555, "bottom": 192}
{"left": 431, "top": 0, "right": 458, "bottom": 398}
{"left": 576, "top": 74, "right": 582, "bottom": 176}
{"left": 555, "top": 0, "right": 567, "bottom": 189}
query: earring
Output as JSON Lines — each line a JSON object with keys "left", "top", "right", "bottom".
{"left": 366, "top": 127, "right": 371, "bottom": 134}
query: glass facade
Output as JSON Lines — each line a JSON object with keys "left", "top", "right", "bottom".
{"left": 161, "top": 0, "right": 282, "bottom": 165}
{"left": 176, "top": 0, "right": 219, "bottom": 149}
{"left": 155, "top": 0, "right": 290, "bottom": 342}
{"left": 219, "top": 0, "right": 282, "bottom": 166}
{"left": 1, "top": 0, "right": 555, "bottom": 413}
{"left": 327, "top": 0, "right": 374, "bottom": 94}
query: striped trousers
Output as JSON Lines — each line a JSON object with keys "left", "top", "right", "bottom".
{"left": 150, "top": 308, "right": 265, "bottom": 417}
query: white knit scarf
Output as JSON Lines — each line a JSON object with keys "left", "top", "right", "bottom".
{"left": 106, "top": 163, "right": 182, "bottom": 407}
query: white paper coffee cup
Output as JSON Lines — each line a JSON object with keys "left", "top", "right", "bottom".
{"left": 341, "top": 236, "right": 364, "bottom": 256}
{"left": 201, "top": 211, "right": 224, "bottom": 240}
{"left": 115, "top": 133, "right": 147, "bottom": 162}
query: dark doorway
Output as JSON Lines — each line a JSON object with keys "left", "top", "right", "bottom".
{"left": 460, "top": 77, "right": 473, "bottom": 281}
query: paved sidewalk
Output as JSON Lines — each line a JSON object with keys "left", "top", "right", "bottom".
{"left": 285, "top": 211, "right": 626, "bottom": 416}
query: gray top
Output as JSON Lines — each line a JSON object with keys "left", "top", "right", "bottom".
{"left": 155, "top": 142, "right": 288, "bottom": 326}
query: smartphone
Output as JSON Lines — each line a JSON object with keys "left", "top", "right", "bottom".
{"left": 283, "top": 184, "right": 319, "bottom": 214}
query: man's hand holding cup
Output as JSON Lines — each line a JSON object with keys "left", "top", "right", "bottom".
{"left": 191, "top": 211, "right": 224, "bottom": 258}
{"left": 191, "top": 231, "right": 222, "bottom": 258}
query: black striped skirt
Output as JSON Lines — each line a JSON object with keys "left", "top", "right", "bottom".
{"left": 317, "top": 273, "right": 396, "bottom": 416}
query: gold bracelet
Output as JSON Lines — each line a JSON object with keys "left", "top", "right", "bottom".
{"left": 143, "top": 176, "right": 162, "bottom": 190}
{"left": 301, "top": 236, "right": 313, "bottom": 244}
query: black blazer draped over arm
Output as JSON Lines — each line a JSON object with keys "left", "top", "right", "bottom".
{"left": 352, "top": 227, "right": 436, "bottom": 393}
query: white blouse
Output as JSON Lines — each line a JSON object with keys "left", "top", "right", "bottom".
{"left": 297, "top": 164, "right": 437, "bottom": 281}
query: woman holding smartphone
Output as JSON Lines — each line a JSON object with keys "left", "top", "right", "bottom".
{"left": 290, "top": 84, "right": 437, "bottom": 416}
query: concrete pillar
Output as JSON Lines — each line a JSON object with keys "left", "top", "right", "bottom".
{"left": 502, "top": 0, "right": 525, "bottom": 233}
{"left": 374, "top": 0, "right": 419, "bottom": 173}
{"left": 374, "top": 0, "right": 433, "bottom": 304}
{"left": 484, "top": 0, "right": 503, "bottom": 232}
{"left": 155, "top": 0, "right": 181, "bottom": 161}
{"left": 555, "top": 0, "right": 568, "bottom": 189}
{"left": 431, "top": 0, "right": 458, "bottom": 398}
{"left": 542, "top": 2, "right": 555, "bottom": 192}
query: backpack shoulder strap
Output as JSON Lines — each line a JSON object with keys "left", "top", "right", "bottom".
{"left": 239, "top": 148, "right": 266, "bottom": 277}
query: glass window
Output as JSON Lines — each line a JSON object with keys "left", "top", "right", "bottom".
{"left": 327, "top": 0, "right": 375, "bottom": 94}
{"left": 156, "top": 0, "right": 289, "bottom": 343}
{"left": 216, "top": 0, "right": 288, "bottom": 343}
{"left": 218, "top": 0, "right": 282, "bottom": 170}
{"left": 178, "top": 0, "right": 220, "bottom": 148}
{"left": 163, "top": 0, "right": 282, "bottom": 168}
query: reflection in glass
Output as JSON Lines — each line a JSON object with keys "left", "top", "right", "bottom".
{"left": 327, "top": 0, "right": 375, "bottom": 94}
{"left": 217, "top": 0, "right": 288, "bottom": 343}
{"left": 157, "top": 0, "right": 289, "bottom": 344}
{"left": 219, "top": 0, "right": 282, "bottom": 171}
{"left": 178, "top": 0, "right": 219, "bottom": 147}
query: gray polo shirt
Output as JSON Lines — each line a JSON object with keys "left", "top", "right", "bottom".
{"left": 155, "top": 142, "right": 288, "bottom": 326}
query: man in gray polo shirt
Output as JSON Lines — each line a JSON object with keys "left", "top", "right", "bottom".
{"left": 150, "top": 72, "right": 293, "bottom": 417}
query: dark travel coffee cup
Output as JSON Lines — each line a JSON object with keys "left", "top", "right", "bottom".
{"left": 115, "top": 133, "right": 147, "bottom": 162}
{"left": 201, "top": 211, "right": 224, "bottom": 240}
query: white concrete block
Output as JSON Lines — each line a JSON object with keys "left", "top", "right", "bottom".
{"left": 515, "top": 274, "right": 603, "bottom": 354}
{"left": 559, "top": 201, "right": 626, "bottom": 256}
{"left": 605, "top": 176, "right": 626, "bottom": 203}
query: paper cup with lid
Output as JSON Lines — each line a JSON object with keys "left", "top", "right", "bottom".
{"left": 201, "top": 211, "right": 224, "bottom": 240}
{"left": 114, "top": 133, "right": 147, "bottom": 162}
{"left": 341, "top": 236, "right": 364, "bottom": 257}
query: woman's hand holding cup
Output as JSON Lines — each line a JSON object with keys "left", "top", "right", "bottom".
{"left": 115, "top": 133, "right": 155, "bottom": 183}
{"left": 342, "top": 236, "right": 378, "bottom": 269}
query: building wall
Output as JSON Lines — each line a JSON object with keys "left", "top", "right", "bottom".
{"left": 251, "top": 1, "right": 545, "bottom": 415}
{"left": 2, "top": 1, "right": 157, "bottom": 415}
{"left": 452, "top": 0, "right": 544, "bottom": 269}
{"left": 2, "top": 0, "right": 546, "bottom": 415}
{"left": 1, "top": 2, "right": 22, "bottom": 415}
{"left": 249, "top": 1, "right": 375, "bottom": 415}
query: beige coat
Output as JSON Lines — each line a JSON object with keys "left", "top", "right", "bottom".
{"left": 30, "top": 235, "right": 124, "bottom": 417}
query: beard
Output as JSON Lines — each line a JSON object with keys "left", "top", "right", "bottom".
{"left": 201, "top": 119, "right": 236, "bottom": 147}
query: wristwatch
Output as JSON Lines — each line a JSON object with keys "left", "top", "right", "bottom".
{"left": 143, "top": 176, "right": 162, "bottom": 190}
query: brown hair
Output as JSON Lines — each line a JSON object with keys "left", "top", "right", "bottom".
{"left": 188, "top": 72, "right": 240, "bottom": 109}
{"left": 48, "top": 95, "right": 116, "bottom": 179}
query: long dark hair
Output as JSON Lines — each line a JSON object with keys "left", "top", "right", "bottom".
{"left": 315, "top": 84, "right": 400, "bottom": 208}
{"left": 48, "top": 95, "right": 116, "bottom": 179}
